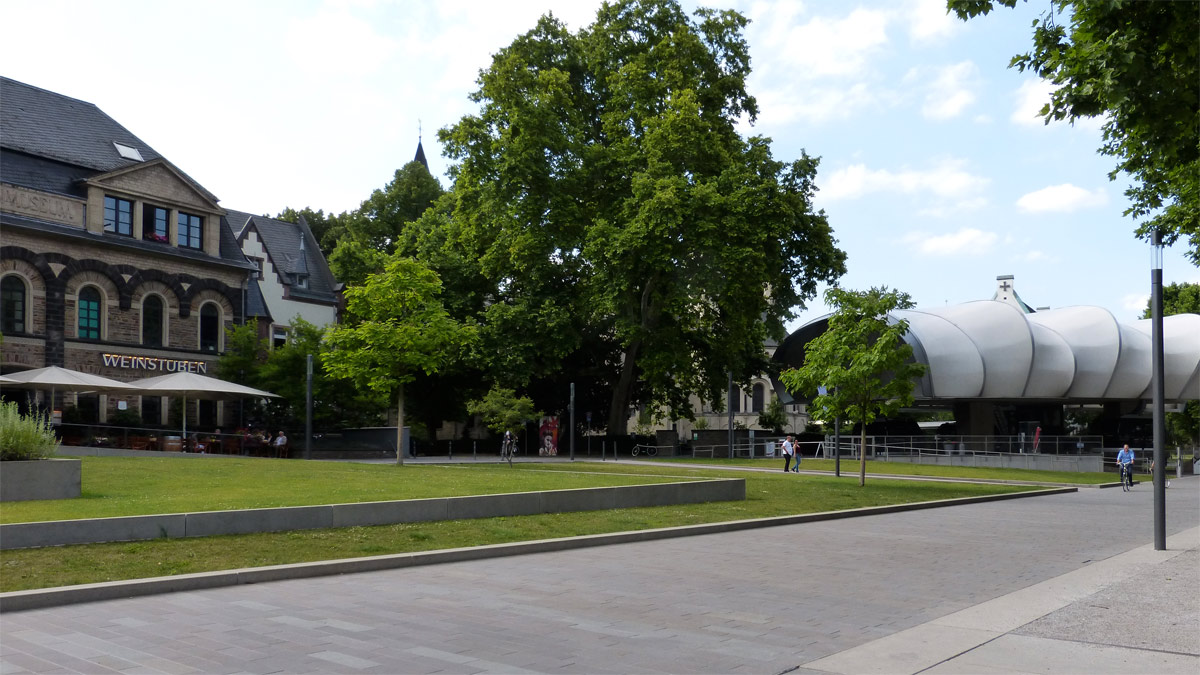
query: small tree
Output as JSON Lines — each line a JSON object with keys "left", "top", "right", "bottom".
{"left": 467, "top": 386, "right": 539, "bottom": 437}
{"left": 780, "top": 287, "right": 927, "bottom": 486}
{"left": 758, "top": 397, "right": 787, "bottom": 434}
{"left": 324, "top": 258, "right": 475, "bottom": 465}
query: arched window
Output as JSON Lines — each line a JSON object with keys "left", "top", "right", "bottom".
{"left": 199, "top": 303, "right": 220, "bottom": 352}
{"left": 1, "top": 275, "right": 27, "bottom": 334}
{"left": 142, "top": 295, "right": 165, "bottom": 347}
{"left": 752, "top": 383, "right": 765, "bottom": 413}
{"left": 730, "top": 389, "right": 742, "bottom": 413}
{"left": 78, "top": 287, "right": 102, "bottom": 340}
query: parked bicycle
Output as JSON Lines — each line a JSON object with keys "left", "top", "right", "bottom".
{"left": 630, "top": 445, "right": 658, "bottom": 457}
{"left": 500, "top": 437, "right": 516, "bottom": 466}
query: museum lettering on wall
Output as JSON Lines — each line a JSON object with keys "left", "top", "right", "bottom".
{"left": 101, "top": 353, "right": 208, "bottom": 374}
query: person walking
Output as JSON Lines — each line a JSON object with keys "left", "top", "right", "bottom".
{"left": 781, "top": 436, "right": 795, "bottom": 473}
{"left": 791, "top": 436, "right": 802, "bottom": 472}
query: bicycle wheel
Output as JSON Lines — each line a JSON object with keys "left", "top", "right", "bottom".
{"left": 647, "top": 447, "right": 657, "bottom": 457}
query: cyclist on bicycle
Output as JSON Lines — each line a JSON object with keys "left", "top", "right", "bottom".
{"left": 1116, "top": 444, "right": 1134, "bottom": 491}
{"left": 501, "top": 430, "right": 516, "bottom": 464}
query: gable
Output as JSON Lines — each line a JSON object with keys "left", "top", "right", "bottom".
{"left": 86, "top": 159, "right": 218, "bottom": 212}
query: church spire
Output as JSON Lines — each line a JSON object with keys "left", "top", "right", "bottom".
{"left": 414, "top": 120, "right": 428, "bottom": 170}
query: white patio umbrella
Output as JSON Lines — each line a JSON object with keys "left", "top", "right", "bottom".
{"left": 0, "top": 365, "right": 138, "bottom": 415}
{"left": 125, "top": 371, "right": 278, "bottom": 439}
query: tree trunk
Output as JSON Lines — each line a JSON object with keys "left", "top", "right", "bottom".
{"left": 859, "top": 423, "right": 867, "bottom": 487}
{"left": 395, "top": 386, "right": 405, "bottom": 466}
{"left": 607, "top": 341, "right": 641, "bottom": 436}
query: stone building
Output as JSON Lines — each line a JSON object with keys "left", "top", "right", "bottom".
{"left": 0, "top": 77, "right": 259, "bottom": 428}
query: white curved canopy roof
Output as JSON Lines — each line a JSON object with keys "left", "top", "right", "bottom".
{"left": 782, "top": 301, "right": 1200, "bottom": 402}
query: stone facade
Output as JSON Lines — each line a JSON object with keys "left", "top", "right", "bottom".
{"left": 2, "top": 147, "right": 252, "bottom": 430}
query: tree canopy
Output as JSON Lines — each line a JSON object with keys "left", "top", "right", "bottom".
{"left": 950, "top": 0, "right": 1199, "bottom": 264}
{"left": 440, "top": 0, "right": 846, "bottom": 434}
{"left": 323, "top": 257, "right": 476, "bottom": 463}
{"left": 1141, "top": 281, "right": 1200, "bottom": 448}
{"left": 779, "top": 287, "right": 926, "bottom": 486}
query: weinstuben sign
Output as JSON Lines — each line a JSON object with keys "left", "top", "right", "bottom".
{"left": 101, "top": 354, "right": 208, "bottom": 374}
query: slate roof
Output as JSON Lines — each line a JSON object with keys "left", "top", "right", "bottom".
{"left": 227, "top": 209, "right": 340, "bottom": 304}
{"left": 0, "top": 77, "right": 218, "bottom": 203}
{"left": 0, "top": 76, "right": 250, "bottom": 270}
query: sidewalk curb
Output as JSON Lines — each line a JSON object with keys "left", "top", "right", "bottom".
{"left": 0, "top": 486, "right": 1074, "bottom": 613}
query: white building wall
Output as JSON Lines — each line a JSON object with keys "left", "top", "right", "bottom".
{"left": 241, "top": 230, "right": 337, "bottom": 331}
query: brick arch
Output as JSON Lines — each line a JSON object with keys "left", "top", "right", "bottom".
{"left": 62, "top": 258, "right": 129, "bottom": 309}
{"left": 179, "top": 278, "right": 240, "bottom": 319}
{"left": 65, "top": 269, "right": 121, "bottom": 301}
{"left": 0, "top": 246, "right": 54, "bottom": 290}
{"left": 125, "top": 269, "right": 188, "bottom": 311}
{"left": 189, "top": 288, "right": 235, "bottom": 318}
{"left": 132, "top": 280, "right": 182, "bottom": 312}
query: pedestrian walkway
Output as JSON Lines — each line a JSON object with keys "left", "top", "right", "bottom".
{"left": 1, "top": 477, "right": 1195, "bottom": 673}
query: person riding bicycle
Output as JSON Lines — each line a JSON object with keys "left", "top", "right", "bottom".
{"left": 502, "top": 430, "right": 515, "bottom": 458}
{"left": 1116, "top": 444, "right": 1134, "bottom": 491}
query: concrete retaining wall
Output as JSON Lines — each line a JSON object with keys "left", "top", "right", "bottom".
{"left": 0, "top": 459, "right": 82, "bottom": 502}
{"left": 0, "top": 479, "right": 744, "bottom": 550}
{"left": 882, "top": 454, "right": 1104, "bottom": 472}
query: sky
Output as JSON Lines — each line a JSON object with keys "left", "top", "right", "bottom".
{"left": 3, "top": 0, "right": 1196, "bottom": 332}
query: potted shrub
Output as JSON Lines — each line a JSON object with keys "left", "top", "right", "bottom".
{"left": 0, "top": 401, "right": 81, "bottom": 501}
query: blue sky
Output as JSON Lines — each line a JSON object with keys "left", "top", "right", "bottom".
{"left": 4, "top": 0, "right": 1196, "bottom": 331}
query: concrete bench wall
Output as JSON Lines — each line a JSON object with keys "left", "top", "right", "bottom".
{"left": 0, "top": 479, "right": 745, "bottom": 550}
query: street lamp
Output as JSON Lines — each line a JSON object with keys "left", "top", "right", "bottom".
{"left": 1151, "top": 229, "right": 1166, "bottom": 551}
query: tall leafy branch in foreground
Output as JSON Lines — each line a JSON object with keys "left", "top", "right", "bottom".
{"left": 323, "top": 258, "right": 475, "bottom": 465}
{"left": 949, "top": 0, "right": 1199, "bottom": 263}
{"left": 780, "top": 287, "right": 926, "bottom": 486}
{"left": 440, "top": 0, "right": 845, "bottom": 434}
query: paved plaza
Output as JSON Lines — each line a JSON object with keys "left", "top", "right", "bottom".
{"left": 1, "top": 473, "right": 1196, "bottom": 674}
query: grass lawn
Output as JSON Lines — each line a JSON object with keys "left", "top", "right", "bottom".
{"left": 651, "top": 456, "right": 1124, "bottom": 484}
{"left": 0, "top": 459, "right": 1041, "bottom": 592}
{"left": 0, "top": 457, "right": 693, "bottom": 524}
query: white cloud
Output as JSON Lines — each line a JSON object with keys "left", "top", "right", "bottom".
{"left": 1122, "top": 293, "right": 1149, "bottom": 313}
{"left": 906, "top": 61, "right": 978, "bottom": 120}
{"left": 903, "top": 0, "right": 960, "bottom": 43}
{"left": 822, "top": 159, "right": 989, "bottom": 204}
{"left": 750, "top": 82, "right": 880, "bottom": 127}
{"left": 286, "top": 9, "right": 397, "bottom": 77}
{"left": 1011, "top": 79, "right": 1055, "bottom": 126}
{"left": 1016, "top": 184, "right": 1108, "bottom": 213}
{"left": 750, "top": 6, "right": 890, "bottom": 80}
{"left": 904, "top": 228, "right": 999, "bottom": 255}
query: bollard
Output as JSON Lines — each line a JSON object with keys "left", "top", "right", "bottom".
{"left": 449, "top": 440, "right": 452, "bottom": 460}
{"left": 473, "top": 440, "right": 477, "bottom": 462}
{"left": 602, "top": 440, "right": 606, "bottom": 461}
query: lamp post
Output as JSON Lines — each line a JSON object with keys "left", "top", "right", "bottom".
{"left": 1151, "top": 230, "right": 1166, "bottom": 550}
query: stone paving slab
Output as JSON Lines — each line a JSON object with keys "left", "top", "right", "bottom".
{"left": 0, "top": 477, "right": 1196, "bottom": 674}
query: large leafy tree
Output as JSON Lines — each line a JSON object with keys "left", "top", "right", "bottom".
{"left": 441, "top": 0, "right": 846, "bottom": 434}
{"left": 344, "top": 161, "right": 444, "bottom": 255}
{"left": 323, "top": 257, "right": 476, "bottom": 464}
{"left": 275, "top": 207, "right": 354, "bottom": 258}
{"left": 1141, "top": 282, "right": 1200, "bottom": 448}
{"left": 950, "top": 0, "right": 1199, "bottom": 264}
{"left": 780, "top": 287, "right": 927, "bottom": 486}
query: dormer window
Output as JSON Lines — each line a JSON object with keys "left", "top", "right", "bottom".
{"left": 295, "top": 274, "right": 309, "bottom": 289}
{"left": 177, "top": 211, "right": 203, "bottom": 250}
{"left": 143, "top": 205, "right": 169, "bottom": 243}
{"left": 113, "top": 142, "right": 144, "bottom": 161}
{"left": 103, "top": 196, "right": 132, "bottom": 236}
